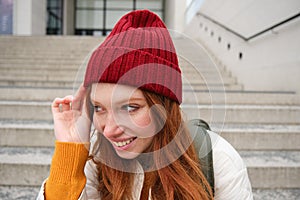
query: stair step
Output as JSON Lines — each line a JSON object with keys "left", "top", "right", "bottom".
{"left": 183, "top": 91, "right": 300, "bottom": 105}
{"left": 1, "top": 87, "right": 298, "bottom": 105}
{"left": 0, "top": 147, "right": 298, "bottom": 189}
{"left": 183, "top": 83, "right": 243, "bottom": 91}
{"left": 1, "top": 101, "right": 299, "bottom": 123}
{"left": 0, "top": 63, "right": 83, "bottom": 69}
{"left": 0, "top": 58, "right": 86, "bottom": 65}
{"left": 0, "top": 120, "right": 55, "bottom": 147}
{"left": 0, "top": 68, "right": 79, "bottom": 78}
{"left": 182, "top": 104, "right": 300, "bottom": 124}
{"left": 0, "top": 101, "right": 53, "bottom": 121}
{"left": 213, "top": 124, "right": 300, "bottom": 150}
{"left": 0, "top": 79, "right": 242, "bottom": 90}
{"left": 0, "top": 147, "right": 53, "bottom": 186}
{"left": 252, "top": 189, "right": 300, "bottom": 200}
{"left": 0, "top": 181, "right": 299, "bottom": 200}
{"left": 0, "top": 75, "right": 237, "bottom": 86}
{"left": 0, "top": 87, "right": 73, "bottom": 101}
{"left": 0, "top": 80, "right": 75, "bottom": 88}
{"left": 0, "top": 186, "right": 40, "bottom": 200}
{"left": 1, "top": 121, "right": 299, "bottom": 150}
{"left": 241, "top": 151, "right": 300, "bottom": 189}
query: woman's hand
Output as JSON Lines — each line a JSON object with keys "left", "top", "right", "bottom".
{"left": 51, "top": 85, "right": 91, "bottom": 143}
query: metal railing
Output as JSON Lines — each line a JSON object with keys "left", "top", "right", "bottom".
{"left": 197, "top": 11, "right": 300, "bottom": 41}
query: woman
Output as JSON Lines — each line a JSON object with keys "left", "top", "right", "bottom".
{"left": 37, "top": 10, "right": 253, "bottom": 200}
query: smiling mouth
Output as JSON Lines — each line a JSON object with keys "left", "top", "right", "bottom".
{"left": 113, "top": 137, "right": 137, "bottom": 147}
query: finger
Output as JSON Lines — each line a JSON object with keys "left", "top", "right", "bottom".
{"left": 52, "top": 97, "right": 64, "bottom": 113}
{"left": 52, "top": 96, "right": 73, "bottom": 112}
{"left": 72, "top": 84, "right": 87, "bottom": 111}
{"left": 62, "top": 95, "right": 73, "bottom": 112}
{"left": 61, "top": 102, "right": 71, "bottom": 112}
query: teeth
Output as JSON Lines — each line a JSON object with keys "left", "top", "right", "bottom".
{"left": 113, "top": 138, "right": 134, "bottom": 147}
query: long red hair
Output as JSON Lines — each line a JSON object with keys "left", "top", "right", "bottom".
{"left": 87, "top": 89, "right": 213, "bottom": 200}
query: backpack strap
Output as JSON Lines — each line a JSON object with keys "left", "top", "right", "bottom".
{"left": 188, "top": 119, "right": 215, "bottom": 196}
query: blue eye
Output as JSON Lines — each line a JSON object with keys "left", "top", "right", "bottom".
{"left": 94, "top": 106, "right": 104, "bottom": 113}
{"left": 121, "top": 105, "right": 139, "bottom": 112}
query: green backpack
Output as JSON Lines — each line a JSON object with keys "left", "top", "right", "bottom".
{"left": 188, "top": 119, "right": 215, "bottom": 196}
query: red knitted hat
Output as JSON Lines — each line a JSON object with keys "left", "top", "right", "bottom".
{"left": 84, "top": 10, "right": 182, "bottom": 104}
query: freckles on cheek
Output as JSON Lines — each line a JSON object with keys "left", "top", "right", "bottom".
{"left": 132, "top": 111, "right": 153, "bottom": 128}
{"left": 93, "top": 116, "right": 103, "bottom": 132}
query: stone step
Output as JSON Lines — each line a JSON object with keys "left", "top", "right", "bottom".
{"left": 0, "top": 50, "right": 94, "bottom": 56}
{"left": 0, "top": 63, "right": 82, "bottom": 69}
{"left": 0, "top": 186, "right": 299, "bottom": 200}
{"left": 0, "top": 121, "right": 55, "bottom": 147}
{"left": 0, "top": 74, "right": 237, "bottom": 85}
{"left": 182, "top": 104, "right": 300, "bottom": 124}
{"left": 0, "top": 79, "right": 76, "bottom": 88}
{"left": 0, "top": 79, "right": 241, "bottom": 90}
{"left": 252, "top": 189, "right": 300, "bottom": 200}
{"left": 0, "top": 186, "right": 40, "bottom": 200}
{"left": 1, "top": 121, "right": 299, "bottom": 150}
{"left": 183, "top": 91, "right": 300, "bottom": 105}
{"left": 0, "top": 36, "right": 102, "bottom": 46}
{"left": 0, "top": 87, "right": 73, "bottom": 101}
{"left": 183, "top": 83, "right": 243, "bottom": 91}
{"left": 0, "top": 147, "right": 53, "bottom": 186}
{"left": 0, "top": 147, "right": 299, "bottom": 189}
{"left": 213, "top": 124, "right": 300, "bottom": 150}
{"left": 0, "top": 69, "right": 232, "bottom": 84}
{"left": 0, "top": 69, "right": 229, "bottom": 84}
{"left": 0, "top": 101, "right": 53, "bottom": 121}
{"left": 241, "top": 151, "right": 300, "bottom": 189}
{"left": 2, "top": 87, "right": 298, "bottom": 105}
{"left": 0, "top": 58, "right": 221, "bottom": 71}
{"left": 0, "top": 60, "right": 225, "bottom": 72}
{"left": 0, "top": 100, "right": 299, "bottom": 124}
{"left": 0, "top": 67, "right": 79, "bottom": 76}
{"left": 0, "top": 57, "right": 84, "bottom": 67}
{"left": 0, "top": 59, "right": 86, "bottom": 65}
{"left": 0, "top": 74, "right": 78, "bottom": 82}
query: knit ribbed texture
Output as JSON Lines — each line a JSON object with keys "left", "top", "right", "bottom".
{"left": 45, "top": 141, "right": 89, "bottom": 200}
{"left": 84, "top": 10, "right": 182, "bottom": 104}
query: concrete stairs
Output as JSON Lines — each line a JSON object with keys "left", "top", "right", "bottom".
{"left": 0, "top": 36, "right": 300, "bottom": 199}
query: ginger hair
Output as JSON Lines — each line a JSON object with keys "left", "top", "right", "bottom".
{"left": 87, "top": 88, "right": 213, "bottom": 200}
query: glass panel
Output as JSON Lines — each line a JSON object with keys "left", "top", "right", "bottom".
{"left": 136, "top": 0, "right": 163, "bottom": 10}
{"left": 47, "top": 0, "right": 63, "bottom": 35}
{"left": 48, "top": 0, "right": 58, "bottom": 8}
{"left": 49, "top": 8, "right": 62, "bottom": 18}
{"left": 107, "top": 0, "right": 133, "bottom": 9}
{"left": 76, "top": 10, "right": 103, "bottom": 29}
{"left": 106, "top": 10, "right": 131, "bottom": 29}
{"left": 76, "top": 0, "right": 103, "bottom": 9}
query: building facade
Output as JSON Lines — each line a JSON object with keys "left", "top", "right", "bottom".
{"left": 0, "top": 0, "right": 187, "bottom": 36}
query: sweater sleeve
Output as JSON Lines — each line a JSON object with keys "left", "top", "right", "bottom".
{"left": 45, "top": 141, "right": 89, "bottom": 200}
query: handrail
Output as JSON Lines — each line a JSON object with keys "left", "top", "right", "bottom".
{"left": 185, "top": 0, "right": 204, "bottom": 25}
{"left": 197, "top": 11, "right": 300, "bottom": 41}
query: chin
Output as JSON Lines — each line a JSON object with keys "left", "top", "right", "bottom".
{"left": 115, "top": 150, "right": 141, "bottom": 160}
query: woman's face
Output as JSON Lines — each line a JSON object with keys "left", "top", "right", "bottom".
{"left": 90, "top": 83, "right": 157, "bottom": 159}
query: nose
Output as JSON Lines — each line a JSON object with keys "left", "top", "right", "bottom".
{"left": 102, "top": 111, "right": 123, "bottom": 138}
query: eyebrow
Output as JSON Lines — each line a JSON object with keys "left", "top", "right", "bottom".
{"left": 90, "top": 97, "right": 145, "bottom": 105}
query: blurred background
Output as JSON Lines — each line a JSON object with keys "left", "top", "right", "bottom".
{"left": 0, "top": 0, "right": 299, "bottom": 199}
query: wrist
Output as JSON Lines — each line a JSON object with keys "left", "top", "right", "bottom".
{"left": 48, "top": 141, "right": 90, "bottom": 184}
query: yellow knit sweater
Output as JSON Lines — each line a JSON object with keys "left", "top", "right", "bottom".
{"left": 45, "top": 141, "right": 89, "bottom": 200}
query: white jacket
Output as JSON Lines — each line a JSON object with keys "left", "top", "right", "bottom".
{"left": 37, "top": 131, "right": 253, "bottom": 200}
